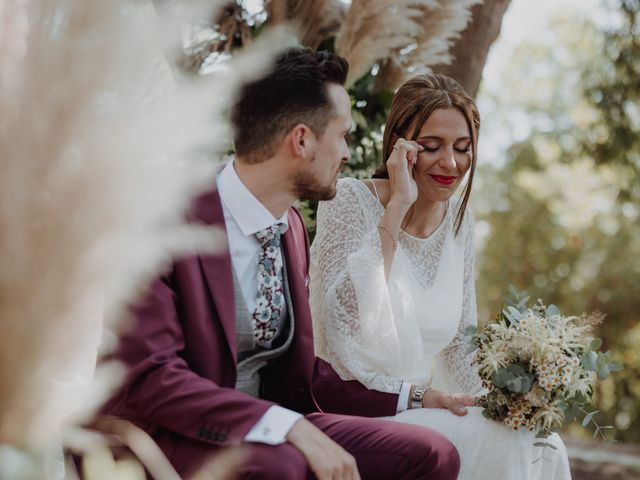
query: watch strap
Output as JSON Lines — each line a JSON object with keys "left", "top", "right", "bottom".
{"left": 410, "top": 385, "right": 427, "bottom": 409}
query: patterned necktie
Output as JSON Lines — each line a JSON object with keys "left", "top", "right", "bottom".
{"left": 253, "top": 223, "right": 285, "bottom": 345}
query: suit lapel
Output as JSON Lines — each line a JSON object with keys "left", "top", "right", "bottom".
{"left": 281, "top": 208, "right": 313, "bottom": 355}
{"left": 194, "top": 188, "right": 237, "bottom": 361}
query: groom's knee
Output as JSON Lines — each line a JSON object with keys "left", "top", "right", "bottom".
{"left": 397, "top": 424, "right": 460, "bottom": 480}
{"left": 235, "top": 442, "right": 309, "bottom": 480}
{"left": 424, "top": 432, "right": 460, "bottom": 479}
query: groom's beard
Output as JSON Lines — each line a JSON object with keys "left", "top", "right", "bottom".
{"left": 293, "top": 154, "right": 340, "bottom": 202}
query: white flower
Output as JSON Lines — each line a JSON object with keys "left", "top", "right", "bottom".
{"left": 525, "top": 386, "right": 548, "bottom": 408}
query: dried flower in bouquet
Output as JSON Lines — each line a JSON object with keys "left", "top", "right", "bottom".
{"left": 465, "top": 285, "right": 622, "bottom": 445}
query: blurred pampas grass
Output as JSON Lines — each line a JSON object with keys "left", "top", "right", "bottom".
{"left": 267, "top": 0, "right": 345, "bottom": 50}
{"left": 335, "top": 0, "right": 481, "bottom": 89}
{"left": 0, "top": 0, "right": 287, "bottom": 449}
{"left": 336, "top": 0, "right": 428, "bottom": 87}
{"left": 405, "top": 0, "right": 482, "bottom": 71}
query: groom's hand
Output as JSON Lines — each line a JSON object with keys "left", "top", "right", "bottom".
{"left": 422, "top": 388, "right": 477, "bottom": 416}
{"left": 286, "top": 417, "right": 361, "bottom": 480}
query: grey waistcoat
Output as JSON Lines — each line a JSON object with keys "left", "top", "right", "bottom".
{"left": 233, "top": 254, "right": 295, "bottom": 398}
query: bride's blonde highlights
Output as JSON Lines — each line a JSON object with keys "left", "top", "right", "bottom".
{"left": 373, "top": 74, "right": 480, "bottom": 235}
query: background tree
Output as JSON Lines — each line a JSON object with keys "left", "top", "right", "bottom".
{"left": 432, "top": 0, "right": 511, "bottom": 97}
{"left": 474, "top": 0, "right": 640, "bottom": 443}
{"left": 580, "top": 0, "right": 640, "bottom": 202}
{"left": 181, "top": 0, "right": 510, "bottom": 178}
{"left": 178, "top": 0, "right": 511, "bottom": 232}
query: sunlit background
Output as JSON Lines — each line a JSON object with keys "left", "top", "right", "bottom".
{"left": 1, "top": 0, "right": 638, "bottom": 477}
{"left": 474, "top": 0, "right": 640, "bottom": 453}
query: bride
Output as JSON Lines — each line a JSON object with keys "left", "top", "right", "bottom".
{"left": 309, "top": 73, "right": 572, "bottom": 479}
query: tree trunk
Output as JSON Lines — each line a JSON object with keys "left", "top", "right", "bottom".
{"left": 433, "top": 0, "right": 511, "bottom": 98}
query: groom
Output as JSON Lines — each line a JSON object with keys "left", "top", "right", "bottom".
{"left": 102, "top": 47, "right": 459, "bottom": 480}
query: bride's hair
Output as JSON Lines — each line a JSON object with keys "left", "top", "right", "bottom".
{"left": 373, "top": 74, "right": 480, "bottom": 235}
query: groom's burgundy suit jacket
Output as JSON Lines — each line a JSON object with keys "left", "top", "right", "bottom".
{"left": 102, "top": 188, "right": 398, "bottom": 473}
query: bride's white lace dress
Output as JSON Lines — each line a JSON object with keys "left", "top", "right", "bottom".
{"left": 310, "top": 178, "right": 572, "bottom": 480}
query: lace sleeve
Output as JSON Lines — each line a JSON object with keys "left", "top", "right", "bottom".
{"left": 441, "top": 211, "right": 484, "bottom": 395}
{"left": 310, "top": 179, "right": 421, "bottom": 394}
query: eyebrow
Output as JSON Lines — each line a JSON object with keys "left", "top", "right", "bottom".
{"left": 416, "top": 135, "right": 471, "bottom": 142}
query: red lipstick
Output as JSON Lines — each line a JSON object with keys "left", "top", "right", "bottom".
{"left": 430, "top": 174, "right": 458, "bottom": 185}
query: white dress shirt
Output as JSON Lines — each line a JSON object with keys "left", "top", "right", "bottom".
{"left": 216, "top": 160, "right": 302, "bottom": 445}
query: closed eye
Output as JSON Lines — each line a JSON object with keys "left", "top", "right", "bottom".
{"left": 455, "top": 141, "right": 472, "bottom": 153}
{"left": 421, "top": 144, "right": 440, "bottom": 152}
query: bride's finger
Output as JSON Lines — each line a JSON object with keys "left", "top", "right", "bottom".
{"left": 452, "top": 393, "right": 477, "bottom": 406}
{"left": 442, "top": 395, "right": 468, "bottom": 416}
{"left": 407, "top": 150, "right": 415, "bottom": 166}
{"left": 405, "top": 140, "right": 424, "bottom": 152}
{"left": 393, "top": 139, "right": 422, "bottom": 156}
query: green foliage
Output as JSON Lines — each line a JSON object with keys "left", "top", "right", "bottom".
{"left": 581, "top": 0, "right": 640, "bottom": 201}
{"left": 475, "top": 1, "right": 640, "bottom": 443}
{"left": 491, "top": 363, "right": 535, "bottom": 394}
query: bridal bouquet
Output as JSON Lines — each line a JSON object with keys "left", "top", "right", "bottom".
{"left": 465, "top": 286, "right": 622, "bottom": 440}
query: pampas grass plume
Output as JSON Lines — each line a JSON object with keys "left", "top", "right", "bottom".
{"left": 0, "top": 0, "right": 287, "bottom": 447}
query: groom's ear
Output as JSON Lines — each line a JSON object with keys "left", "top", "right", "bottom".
{"left": 288, "top": 123, "right": 314, "bottom": 159}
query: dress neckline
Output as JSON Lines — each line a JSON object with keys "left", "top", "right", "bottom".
{"left": 352, "top": 178, "right": 450, "bottom": 242}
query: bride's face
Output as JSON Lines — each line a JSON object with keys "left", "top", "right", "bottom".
{"left": 410, "top": 107, "right": 472, "bottom": 203}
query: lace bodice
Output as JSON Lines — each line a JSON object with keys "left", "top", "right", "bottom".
{"left": 309, "top": 177, "right": 483, "bottom": 395}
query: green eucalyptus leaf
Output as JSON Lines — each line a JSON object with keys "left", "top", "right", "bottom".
{"left": 582, "top": 410, "right": 599, "bottom": 427}
{"left": 503, "top": 310, "right": 515, "bottom": 325}
{"left": 491, "top": 369, "right": 508, "bottom": 388}
{"left": 517, "top": 295, "right": 530, "bottom": 310}
{"left": 533, "top": 442, "right": 558, "bottom": 450}
{"left": 505, "top": 377, "right": 523, "bottom": 393}
{"left": 546, "top": 304, "right": 560, "bottom": 317}
{"left": 609, "top": 361, "right": 623, "bottom": 372}
{"left": 507, "top": 364, "right": 526, "bottom": 375}
{"left": 589, "top": 338, "right": 603, "bottom": 351}
{"left": 581, "top": 351, "right": 598, "bottom": 371}
{"left": 597, "top": 366, "right": 611, "bottom": 380}
{"left": 507, "top": 306, "right": 522, "bottom": 320}
{"left": 563, "top": 405, "right": 580, "bottom": 422}
{"left": 573, "top": 392, "right": 588, "bottom": 404}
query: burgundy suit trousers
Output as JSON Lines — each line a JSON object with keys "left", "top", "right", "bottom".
{"left": 234, "top": 412, "right": 459, "bottom": 480}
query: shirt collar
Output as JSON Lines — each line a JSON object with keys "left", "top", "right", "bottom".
{"left": 216, "top": 160, "right": 289, "bottom": 237}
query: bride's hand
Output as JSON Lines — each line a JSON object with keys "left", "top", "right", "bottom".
{"left": 386, "top": 138, "right": 422, "bottom": 208}
{"left": 421, "top": 389, "right": 477, "bottom": 416}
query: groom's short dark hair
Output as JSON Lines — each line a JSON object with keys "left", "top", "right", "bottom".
{"left": 231, "top": 47, "right": 349, "bottom": 164}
